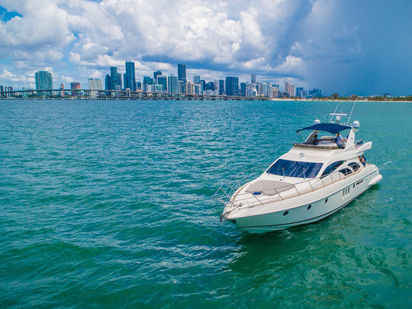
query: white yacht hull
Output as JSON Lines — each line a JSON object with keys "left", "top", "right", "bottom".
{"left": 227, "top": 166, "right": 381, "bottom": 234}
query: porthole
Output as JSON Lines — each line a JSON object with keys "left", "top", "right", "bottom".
{"left": 283, "top": 211, "right": 289, "bottom": 216}
{"left": 325, "top": 198, "right": 328, "bottom": 204}
{"left": 307, "top": 205, "right": 312, "bottom": 210}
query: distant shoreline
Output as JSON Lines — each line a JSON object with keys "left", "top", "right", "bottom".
{"left": 270, "top": 98, "right": 412, "bottom": 103}
{"left": 0, "top": 96, "right": 411, "bottom": 103}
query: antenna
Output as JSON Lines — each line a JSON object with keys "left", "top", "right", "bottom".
{"left": 329, "top": 102, "right": 340, "bottom": 122}
{"left": 347, "top": 102, "right": 357, "bottom": 125}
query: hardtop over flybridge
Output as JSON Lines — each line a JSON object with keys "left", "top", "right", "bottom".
{"left": 215, "top": 106, "right": 382, "bottom": 233}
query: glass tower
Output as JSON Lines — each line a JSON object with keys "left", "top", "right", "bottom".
{"left": 178, "top": 64, "right": 186, "bottom": 82}
{"left": 168, "top": 75, "right": 179, "bottom": 94}
{"left": 225, "top": 77, "right": 239, "bottom": 96}
{"left": 124, "top": 61, "right": 136, "bottom": 91}
{"left": 35, "top": 71, "right": 53, "bottom": 91}
{"left": 157, "top": 76, "right": 168, "bottom": 92}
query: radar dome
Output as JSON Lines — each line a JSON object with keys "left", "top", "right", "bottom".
{"left": 353, "top": 120, "right": 360, "bottom": 129}
{"left": 314, "top": 119, "right": 321, "bottom": 124}
{"left": 335, "top": 115, "right": 341, "bottom": 122}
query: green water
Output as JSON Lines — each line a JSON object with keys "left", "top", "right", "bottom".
{"left": 0, "top": 100, "right": 411, "bottom": 308}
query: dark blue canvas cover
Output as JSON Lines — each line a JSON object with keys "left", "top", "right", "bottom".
{"left": 296, "top": 123, "right": 351, "bottom": 134}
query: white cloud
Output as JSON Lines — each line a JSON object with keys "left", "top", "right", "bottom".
{"left": 2, "top": 0, "right": 408, "bottom": 95}
{"left": 274, "top": 56, "right": 305, "bottom": 74}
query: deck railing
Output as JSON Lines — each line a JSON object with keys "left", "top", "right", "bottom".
{"left": 215, "top": 168, "right": 358, "bottom": 219}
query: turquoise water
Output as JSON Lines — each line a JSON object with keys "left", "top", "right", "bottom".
{"left": 0, "top": 99, "right": 411, "bottom": 308}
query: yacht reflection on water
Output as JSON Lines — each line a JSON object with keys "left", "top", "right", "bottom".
{"left": 216, "top": 112, "right": 382, "bottom": 234}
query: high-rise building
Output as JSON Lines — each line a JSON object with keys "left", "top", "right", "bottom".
{"left": 0, "top": 85, "right": 4, "bottom": 97}
{"left": 262, "top": 82, "right": 270, "bottom": 97}
{"left": 186, "top": 81, "right": 195, "bottom": 95}
{"left": 105, "top": 74, "right": 112, "bottom": 91}
{"left": 284, "top": 82, "right": 296, "bottom": 97}
{"left": 251, "top": 74, "right": 256, "bottom": 84}
{"left": 89, "top": 78, "right": 102, "bottom": 98}
{"left": 71, "top": 82, "right": 81, "bottom": 96}
{"left": 200, "top": 80, "right": 205, "bottom": 93}
{"left": 296, "top": 87, "right": 304, "bottom": 98}
{"left": 168, "top": 75, "right": 179, "bottom": 94}
{"left": 308, "top": 88, "right": 322, "bottom": 98}
{"left": 124, "top": 61, "right": 136, "bottom": 91}
{"left": 4, "top": 86, "right": 13, "bottom": 97}
{"left": 193, "top": 75, "right": 200, "bottom": 84}
{"left": 143, "top": 76, "right": 154, "bottom": 85}
{"left": 60, "top": 83, "right": 65, "bottom": 97}
{"left": 205, "top": 82, "right": 215, "bottom": 91}
{"left": 240, "top": 82, "right": 247, "bottom": 96}
{"left": 218, "top": 80, "right": 225, "bottom": 95}
{"left": 153, "top": 71, "right": 162, "bottom": 81}
{"left": 110, "top": 67, "right": 121, "bottom": 90}
{"left": 225, "top": 77, "right": 239, "bottom": 96}
{"left": 35, "top": 71, "right": 53, "bottom": 92}
{"left": 157, "top": 76, "right": 168, "bottom": 93}
{"left": 178, "top": 64, "right": 186, "bottom": 82}
{"left": 178, "top": 80, "right": 186, "bottom": 94}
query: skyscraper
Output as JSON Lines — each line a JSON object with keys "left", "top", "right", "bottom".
{"left": 205, "top": 82, "right": 215, "bottom": 91}
{"left": 71, "top": 82, "right": 81, "bottom": 96}
{"left": 89, "top": 78, "right": 102, "bottom": 98}
{"left": 110, "top": 67, "right": 121, "bottom": 90}
{"left": 240, "top": 82, "right": 246, "bottom": 96}
{"left": 193, "top": 75, "right": 200, "bottom": 84}
{"left": 218, "top": 80, "right": 225, "bottom": 95}
{"left": 157, "top": 76, "right": 168, "bottom": 93}
{"left": 178, "top": 64, "right": 186, "bottom": 82}
{"left": 168, "top": 75, "right": 179, "bottom": 94}
{"left": 308, "top": 88, "right": 322, "bottom": 98}
{"left": 154, "top": 71, "right": 162, "bottom": 81}
{"left": 143, "top": 76, "right": 154, "bottom": 85}
{"left": 35, "top": 71, "right": 53, "bottom": 91}
{"left": 59, "top": 83, "right": 64, "bottom": 97}
{"left": 284, "top": 82, "right": 295, "bottom": 97}
{"left": 296, "top": 87, "right": 304, "bottom": 98}
{"left": 251, "top": 74, "right": 256, "bottom": 84}
{"left": 105, "top": 74, "right": 112, "bottom": 91}
{"left": 225, "top": 77, "right": 239, "bottom": 96}
{"left": 178, "top": 81, "right": 186, "bottom": 94}
{"left": 124, "top": 61, "right": 136, "bottom": 90}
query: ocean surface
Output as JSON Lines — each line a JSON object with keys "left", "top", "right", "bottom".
{"left": 0, "top": 99, "right": 411, "bottom": 308}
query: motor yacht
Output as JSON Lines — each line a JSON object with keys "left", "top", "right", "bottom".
{"left": 217, "top": 113, "right": 382, "bottom": 233}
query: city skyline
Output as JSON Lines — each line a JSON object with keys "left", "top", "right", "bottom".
{"left": 29, "top": 63, "right": 321, "bottom": 99}
{"left": 0, "top": 1, "right": 411, "bottom": 96}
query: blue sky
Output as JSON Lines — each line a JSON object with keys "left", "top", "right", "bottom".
{"left": 0, "top": 0, "right": 411, "bottom": 96}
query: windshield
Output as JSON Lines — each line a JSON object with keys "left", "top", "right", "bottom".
{"left": 267, "top": 159, "right": 323, "bottom": 178}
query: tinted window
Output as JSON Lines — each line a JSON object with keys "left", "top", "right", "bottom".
{"left": 267, "top": 159, "right": 323, "bottom": 178}
{"left": 321, "top": 161, "right": 344, "bottom": 178}
{"left": 348, "top": 162, "right": 360, "bottom": 172}
{"left": 339, "top": 168, "right": 352, "bottom": 176}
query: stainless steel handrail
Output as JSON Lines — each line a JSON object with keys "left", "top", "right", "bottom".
{"left": 217, "top": 168, "right": 357, "bottom": 214}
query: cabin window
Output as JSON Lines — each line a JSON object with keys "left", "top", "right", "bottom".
{"left": 348, "top": 162, "right": 360, "bottom": 172}
{"left": 339, "top": 168, "right": 352, "bottom": 176}
{"left": 321, "top": 161, "right": 344, "bottom": 178}
{"left": 267, "top": 159, "right": 323, "bottom": 178}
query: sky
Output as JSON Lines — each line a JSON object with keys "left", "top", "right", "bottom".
{"left": 0, "top": 0, "right": 411, "bottom": 96}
